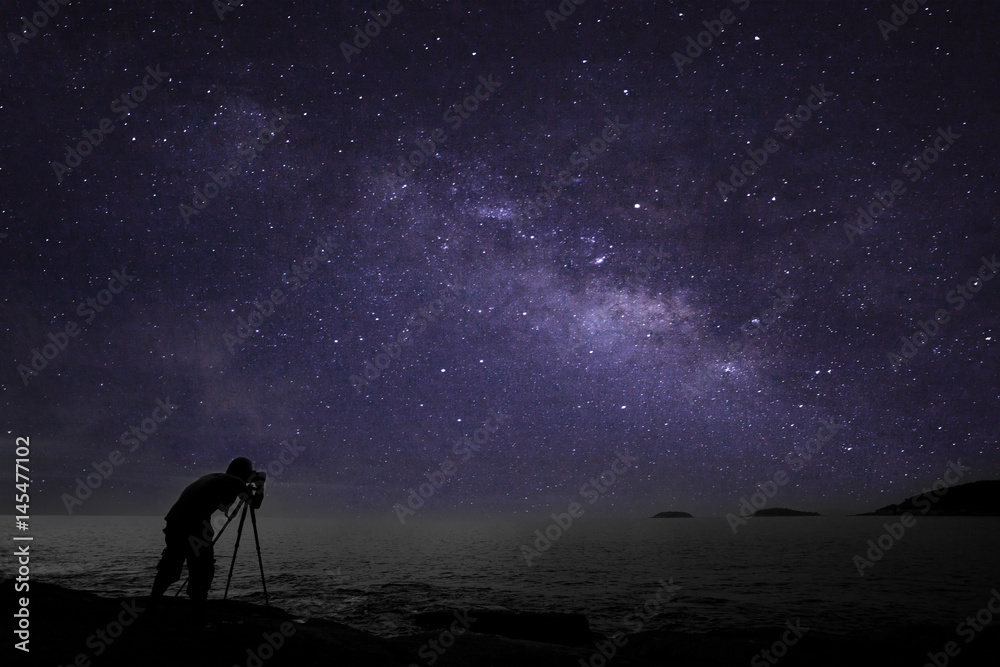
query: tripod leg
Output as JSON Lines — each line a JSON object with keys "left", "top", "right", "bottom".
{"left": 223, "top": 503, "right": 249, "bottom": 602}
{"left": 248, "top": 505, "right": 272, "bottom": 626}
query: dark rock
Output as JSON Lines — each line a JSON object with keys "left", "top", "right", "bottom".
{"left": 14, "top": 580, "right": 1000, "bottom": 666}
{"left": 413, "top": 609, "right": 591, "bottom": 646}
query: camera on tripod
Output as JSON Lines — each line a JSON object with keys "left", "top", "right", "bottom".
{"left": 245, "top": 470, "right": 266, "bottom": 508}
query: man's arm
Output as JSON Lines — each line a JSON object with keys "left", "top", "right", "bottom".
{"left": 219, "top": 496, "right": 241, "bottom": 517}
{"left": 214, "top": 474, "right": 255, "bottom": 516}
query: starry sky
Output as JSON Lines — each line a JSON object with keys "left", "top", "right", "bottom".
{"left": 2, "top": 1, "right": 998, "bottom": 518}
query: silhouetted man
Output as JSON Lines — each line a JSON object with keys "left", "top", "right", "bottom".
{"left": 148, "top": 457, "right": 264, "bottom": 618}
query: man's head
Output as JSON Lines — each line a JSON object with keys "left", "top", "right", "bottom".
{"left": 226, "top": 457, "right": 254, "bottom": 482}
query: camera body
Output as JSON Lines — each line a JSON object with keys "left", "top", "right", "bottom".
{"left": 246, "top": 470, "right": 266, "bottom": 509}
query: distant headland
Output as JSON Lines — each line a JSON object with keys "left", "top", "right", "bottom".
{"left": 859, "top": 479, "right": 1000, "bottom": 516}
{"left": 650, "top": 511, "right": 693, "bottom": 518}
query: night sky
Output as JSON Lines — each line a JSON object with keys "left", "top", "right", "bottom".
{"left": 3, "top": 0, "right": 998, "bottom": 518}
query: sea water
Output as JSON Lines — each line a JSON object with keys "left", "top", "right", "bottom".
{"left": 4, "top": 514, "right": 998, "bottom": 638}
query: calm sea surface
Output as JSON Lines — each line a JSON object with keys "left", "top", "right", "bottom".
{"left": 4, "top": 515, "right": 998, "bottom": 637}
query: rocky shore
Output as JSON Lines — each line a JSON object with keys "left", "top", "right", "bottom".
{"left": 9, "top": 580, "right": 1000, "bottom": 666}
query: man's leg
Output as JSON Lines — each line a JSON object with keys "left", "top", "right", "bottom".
{"left": 187, "top": 537, "right": 215, "bottom": 624}
{"left": 149, "top": 529, "right": 185, "bottom": 607}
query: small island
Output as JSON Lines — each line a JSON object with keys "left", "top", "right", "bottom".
{"left": 651, "top": 511, "right": 693, "bottom": 518}
{"left": 752, "top": 508, "right": 820, "bottom": 517}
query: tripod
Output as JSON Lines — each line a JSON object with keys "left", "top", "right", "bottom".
{"left": 176, "top": 495, "right": 271, "bottom": 625}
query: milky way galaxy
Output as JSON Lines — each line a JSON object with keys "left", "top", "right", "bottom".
{"left": 2, "top": 1, "right": 998, "bottom": 519}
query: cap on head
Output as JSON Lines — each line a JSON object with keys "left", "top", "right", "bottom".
{"left": 226, "top": 457, "right": 253, "bottom": 482}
